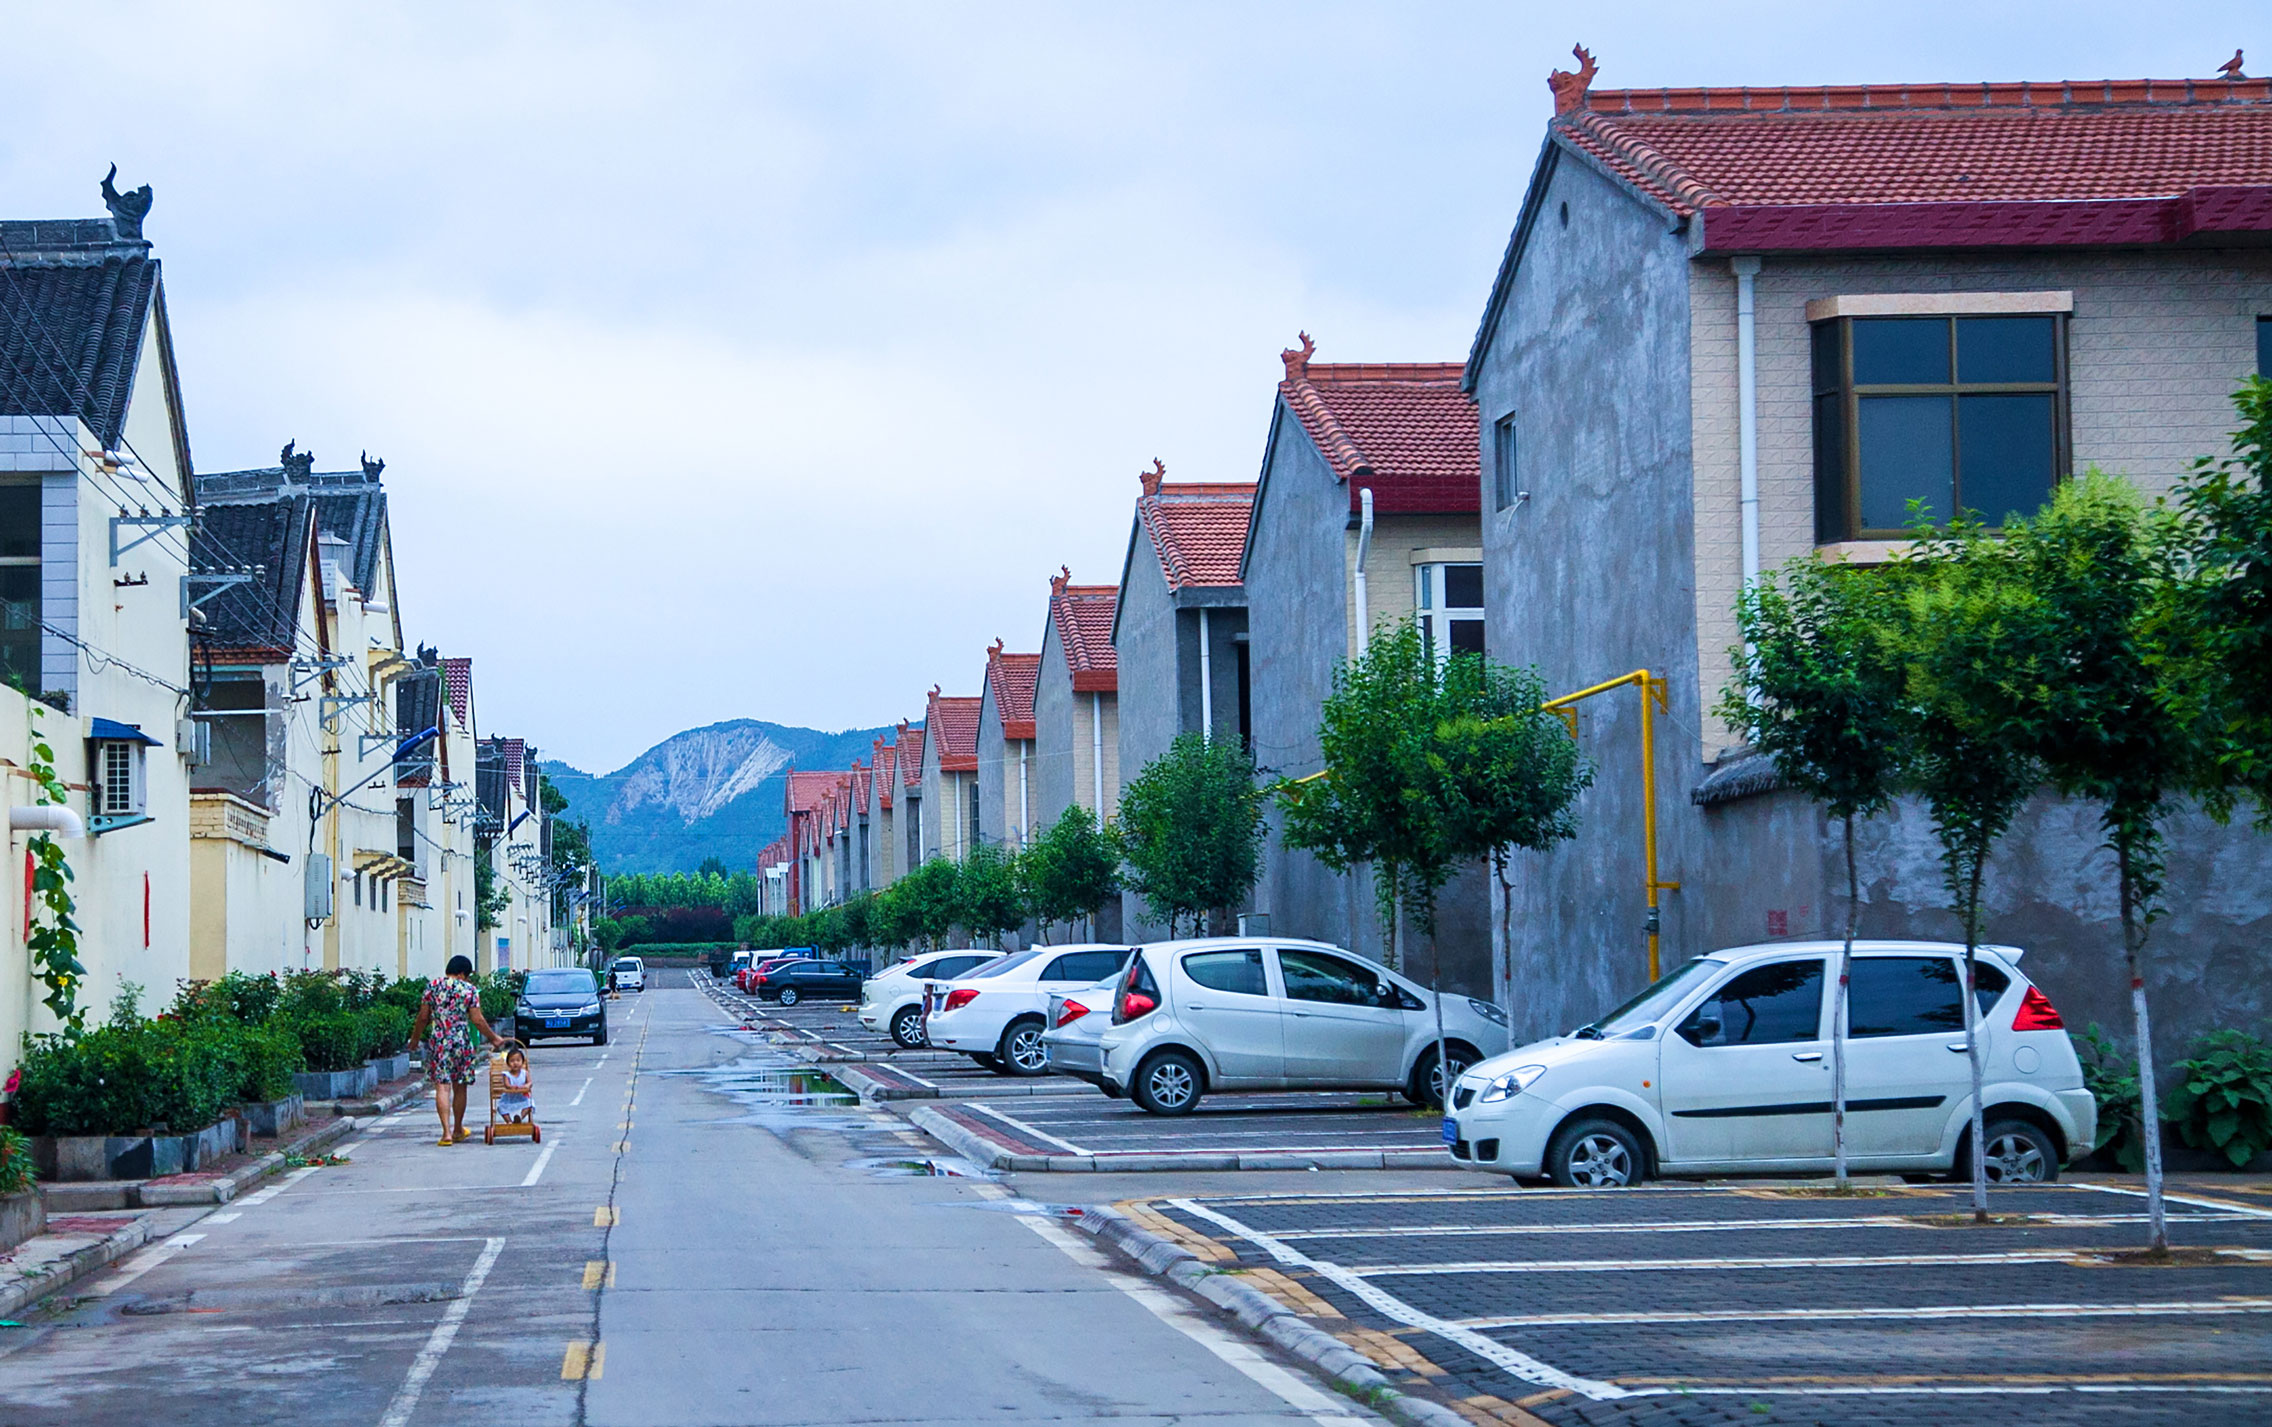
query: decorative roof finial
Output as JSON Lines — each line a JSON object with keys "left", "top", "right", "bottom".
{"left": 1050, "top": 565, "right": 1072, "bottom": 597}
{"left": 360, "top": 450, "right": 385, "bottom": 480}
{"left": 2220, "top": 48, "right": 2246, "bottom": 79}
{"left": 280, "top": 440, "right": 314, "bottom": 481}
{"left": 1140, "top": 458, "right": 1166, "bottom": 497}
{"left": 989, "top": 637, "right": 1005, "bottom": 660}
{"left": 1549, "top": 44, "right": 1599, "bottom": 116}
{"left": 929, "top": 683, "right": 941, "bottom": 701}
{"left": 1280, "top": 331, "right": 1315, "bottom": 382}
{"left": 100, "top": 164, "right": 154, "bottom": 241}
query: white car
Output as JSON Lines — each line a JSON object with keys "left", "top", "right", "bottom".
{"left": 858, "top": 949, "right": 1004, "bottom": 1048}
{"left": 610, "top": 956, "right": 645, "bottom": 992}
{"left": 1040, "top": 979, "right": 1122, "bottom": 1088}
{"left": 1094, "top": 938, "right": 1509, "bottom": 1114}
{"left": 923, "top": 945, "right": 1138, "bottom": 1075}
{"left": 1444, "top": 939, "right": 2097, "bottom": 1187}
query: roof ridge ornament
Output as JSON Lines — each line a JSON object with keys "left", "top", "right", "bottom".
{"left": 280, "top": 440, "right": 314, "bottom": 482}
{"left": 2221, "top": 49, "right": 2246, "bottom": 79}
{"left": 100, "top": 164, "right": 153, "bottom": 240}
{"left": 1549, "top": 44, "right": 1599, "bottom": 116}
{"left": 1280, "top": 331, "right": 1315, "bottom": 382}
{"left": 361, "top": 450, "right": 385, "bottom": 481}
{"left": 1140, "top": 458, "right": 1166, "bottom": 497}
{"left": 1050, "top": 564, "right": 1071, "bottom": 597}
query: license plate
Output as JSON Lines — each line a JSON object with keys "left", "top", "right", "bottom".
{"left": 1441, "top": 1118, "right": 1459, "bottom": 1146}
{"left": 546, "top": 1017, "right": 569, "bottom": 1029}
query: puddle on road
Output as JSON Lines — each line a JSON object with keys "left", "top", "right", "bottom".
{"left": 664, "top": 1030, "right": 865, "bottom": 1133}
{"left": 844, "top": 1155, "right": 999, "bottom": 1181}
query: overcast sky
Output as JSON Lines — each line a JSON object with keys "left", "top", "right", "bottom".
{"left": 4, "top": 3, "right": 2258, "bottom": 772}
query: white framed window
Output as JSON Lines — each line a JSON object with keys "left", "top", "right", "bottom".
{"left": 1414, "top": 563, "right": 1485, "bottom": 664}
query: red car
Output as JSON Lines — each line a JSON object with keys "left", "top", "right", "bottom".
{"left": 737, "top": 955, "right": 808, "bottom": 993}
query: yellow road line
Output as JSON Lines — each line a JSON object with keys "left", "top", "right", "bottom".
{"left": 580, "top": 1260, "right": 617, "bottom": 1290}
{"left": 561, "top": 1341, "right": 606, "bottom": 1379}
{"left": 594, "top": 1206, "right": 618, "bottom": 1227}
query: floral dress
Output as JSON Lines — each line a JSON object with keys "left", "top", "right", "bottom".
{"left": 421, "top": 977, "right": 483, "bottom": 1085}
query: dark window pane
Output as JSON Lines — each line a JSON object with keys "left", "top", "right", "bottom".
{"left": 935, "top": 955, "right": 987, "bottom": 978}
{"left": 1811, "top": 321, "right": 1842, "bottom": 395}
{"left": 1972, "top": 962, "right": 2011, "bottom": 1018}
{"left": 1280, "top": 949, "right": 1388, "bottom": 1007}
{"left": 1493, "top": 415, "right": 1518, "bottom": 511}
{"left": 1449, "top": 620, "right": 1485, "bottom": 655}
{"left": 1851, "top": 318, "right": 1949, "bottom": 385}
{"left": 1813, "top": 392, "right": 1847, "bottom": 543}
{"left": 1858, "top": 395, "right": 1953, "bottom": 530}
{"left": 1047, "top": 950, "right": 1123, "bottom": 983}
{"left": 2258, "top": 316, "right": 2270, "bottom": 376}
{"left": 1848, "top": 957, "right": 1965, "bottom": 1038}
{"left": 1183, "top": 949, "right": 1267, "bottom": 997}
{"left": 1958, "top": 393, "right": 2056, "bottom": 526}
{"left": 1680, "top": 960, "right": 1823, "bottom": 1046}
{"left": 1443, "top": 565, "right": 1483, "bottom": 608}
{"left": 1957, "top": 316, "right": 2056, "bottom": 384}
{"left": 0, "top": 486, "right": 39, "bottom": 560}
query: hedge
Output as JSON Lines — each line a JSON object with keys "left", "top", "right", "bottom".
{"left": 10, "top": 1018, "right": 303, "bottom": 1136}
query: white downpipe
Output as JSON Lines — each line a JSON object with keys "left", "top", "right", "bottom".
{"left": 10, "top": 805, "right": 84, "bottom": 838}
{"left": 1353, "top": 486, "right": 1375, "bottom": 651}
{"left": 1017, "top": 742, "right": 1029, "bottom": 846}
{"left": 1197, "top": 607, "right": 1214, "bottom": 741}
{"left": 1733, "top": 256, "right": 1762, "bottom": 585}
{"left": 1090, "top": 694, "right": 1106, "bottom": 815}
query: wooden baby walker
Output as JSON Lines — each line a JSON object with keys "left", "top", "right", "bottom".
{"left": 485, "top": 1039, "right": 541, "bottom": 1145}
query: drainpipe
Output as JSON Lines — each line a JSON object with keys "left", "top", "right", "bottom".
{"left": 1353, "top": 485, "right": 1375, "bottom": 651}
{"left": 1017, "top": 742, "right": 1029, "bottom": 847}
{"left": 1091, "top": 694, "right": 1105, "bottom": 815}
{"left": 1197, "top": 607, "right": 1214, "bottom": 741}
{"left": 1733, "top": 256, "right": 1762, "bottom": 585}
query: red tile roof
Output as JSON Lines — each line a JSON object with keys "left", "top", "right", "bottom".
{"left": 1277, "top": 335, "right": 1478, "bottom": 515}
{"left": 1551, "top": 65, "right": 2272, "bottom": 251}
{"left": 786, "top": 769, "right": 850, "bottom": 817}
{"left": 872, "top": 736, "right": 897, "bottom": 808}
{"left": 1139, "top": 477, "right": 1256, "bottom": 591}
{"left": 925, "top": 686, "right": 982, "bottom": 773}
{"left": 985, "top": 640, "right": 1041, "bottom": 740}
{"left": 442, "top": 657, "right": 471, "bottom": 727}
{"left": 497, "top": 737, "right": 526, "bottom": 786}
{"left": 1048, "top": 567, "right": 1119, "bottom": 692}
{"left": 897, "top": 720, "right": 925, "bottom": 789}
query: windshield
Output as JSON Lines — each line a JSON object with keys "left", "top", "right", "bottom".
{"left": 527, "top": 970, "right": 597, "bottom": 996}
{"left": 615, "top": 958, "right": 642, "bottom": 970}
{"left": 968, "top": 950, "right": 1039, "bottom": 979}
{"left": 1583, "top": 958, "right": 1721, "bottom": 1038}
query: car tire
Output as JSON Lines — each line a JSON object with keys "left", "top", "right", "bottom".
{"left": 1404, "top": 1042, "right": 1479, "bottom": 1111}
{"left": 778, "top": 987, "right": 801, "bottom": 1006}
{"left": 1966, "top": 1117, "right": 2059, "bottom": 1184}
{"left": 592, "top": 1023, "right": 609, "bottom": 1047}
{"left": 1131, "top": 1050, "right": 1204, "bottom": 1116}
{"left": 890, "top": 1005, "right": 927, "bottom": 1049}
{"left": 998, "top": 1017, "right": 1050, "bottom": 1077}
{"left": 970, "top": 1052, "right": 1002, "bottom": 1070}
{"left": 1544, "top": 1116, "right": 1644, "bottom": 1188}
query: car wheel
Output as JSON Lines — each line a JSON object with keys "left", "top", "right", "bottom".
{"left": 1970, "top": 1118, "right": 2059, "bottom": 1184}
{"left": 1404, "top": 1042, "right": 1478, "bottom": 1110}
{"left": 592, "top": 1023, "right": 609, "bottom": 1047}
{"left": 778, "top": 987, "right": 801, "bottom": 1006}
{"left": 999, "top": 1017, "right": 1050, "bottom": 1077}
{"left": 970, "top": 1052, "right": 1002, "bottom": 1070}
{"left": 890, "top": 1005, "right": 927, "bottom": 1049}
{"left": 1545, "top": 1117, "right": 1643, "bottom": 1188}
{"left": 1131, "top": 1050, "right": 1204, "bottom": 1116}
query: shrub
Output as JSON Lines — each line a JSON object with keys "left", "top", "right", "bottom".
{"left": 281, "top": 1012, "right": 366, "bottom": 1074}
{"left": 278, "top": 970, "right": 346, "bottom": 1019}
{"left": 147, "top": 1022, "right": 241, "bottom": 1131}
{"left": 360, "top": 1005, "right": 414, "bottom": 1059}
{"left": 233, "top": 1023, "right": 304, "bottom": 1102}
{"left": 10, "top": 1021, "right": 247, "bottom": 1135}
{"left": 340, "top": 968, "right": 387, "bottom": 1012}
{"left": 478, "top": 971, "right": 524, "bottom": 1023}
{"left": 2165, "top": 1029, "right": 2272, "bottom": 1168}
{"left": 0, "top": 1125, "right": 33, "bottom": 1194}
{"left": 379, "top": 977, "right": 429, "bottom": 1015}
{"left": 2078, "top": 1024, "right": 2146, "bottom": 1172}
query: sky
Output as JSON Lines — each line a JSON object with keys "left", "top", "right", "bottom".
{"left": 2, "top": 3, "right": 2260, "bottom": 773}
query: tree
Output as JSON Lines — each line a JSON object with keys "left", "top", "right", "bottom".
{"left": 1118, "top": 733, "right": 1267, "bottom": 937}
{"left": 955, "top": 845, "right": 1027, "bottom": 948}
{"left": 696, "top": 855, "right": 730, "bottom": 879}
{"left": 1718, "top": 556, "right": 1909, "bottom": 1187}
{"left": 891, "top": 857, "right": 963, "bottom": 951}
{"left": 1020, "top": 806, "right": 1121, "bottom": 943}
{"left": 2177, "top": 376, "right": 2272, "bottom": 823}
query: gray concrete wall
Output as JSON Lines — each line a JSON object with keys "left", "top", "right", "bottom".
{"left": 1032, "top": 626, "right": 1075, "bottom": 838}
{"left": 977, "top": 684, "right": 1008, "bottom": 849}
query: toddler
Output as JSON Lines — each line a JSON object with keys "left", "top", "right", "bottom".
{"left": 497, "top": 1047, "right": 534, "bottom": 1124}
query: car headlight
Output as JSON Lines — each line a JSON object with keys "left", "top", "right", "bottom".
{"left": 1466, "top": 998, "right": 1508, "bottom": 1026}
{"left": 1477, "top": 1064, "right": 1548, "bottom": 1103}
{"left": 579, "top": 1000, "right": 602, "bottom": 1015}
{"left": 515, "top": 1000, "right": 533, "bottom": 1017}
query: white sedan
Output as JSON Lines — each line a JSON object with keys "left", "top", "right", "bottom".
{"left": 858, "top": 949, "right": 1005, "bottom": 1048}
{"left": 924, "top": 945, "right": 1138, "bottom": 1075}
{"left": 1039, "top": 979, "right": 1122, "bottom": 1089}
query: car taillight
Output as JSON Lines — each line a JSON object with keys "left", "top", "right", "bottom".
{"left": 1116, "top": 992, "right": 1156, "bottom": 1022}
{"left": 1056, "top": 1000, "right": 1089, "bottom": 1028}
{"left": 944, "top": 988, "right": 980, "bottom": 1012}
{"left": 753, "top": 974, "right": 769, "bottom": 985}
{"left": 2012, "top": 985, "right": 2064, "bottom": 1031}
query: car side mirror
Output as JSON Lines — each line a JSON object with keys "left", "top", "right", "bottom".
{"left": 1679, "top": 1014, "right": 1721, "bottom": 1047}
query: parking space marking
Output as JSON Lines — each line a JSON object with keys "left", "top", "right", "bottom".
{"left": 375, "top": 1236, "right": 505, "bottom": 1427}
{"left": 1357, "top": 1246, "right": 2272, "bottom": 1276}
{"left": 968, "top": 1101, "right": 1089, "bottom": 1154}
{"left": 1171, "top": 1198, "right": 1629, "bottom": 1401}
{"left": 2082, "top": 1182, "right": 2272, "bottom": 1220}
{"left": 1453, "top": 1298, "right": 2272, "bottom": 1329}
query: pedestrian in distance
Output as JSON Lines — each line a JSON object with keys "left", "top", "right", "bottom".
{"left": 409, "top": 954, "right": 507, "bottom": 1145}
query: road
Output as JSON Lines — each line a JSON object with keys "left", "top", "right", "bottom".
{"left": 0, "top": 975, "right": 1378, "bottom": 1426}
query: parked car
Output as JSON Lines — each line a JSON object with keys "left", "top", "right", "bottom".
{"left": 714, "top": 948, "right": 753, "bottom": 982}
{"left": 737, "top": 953, "right": 801, "bottom": 993}
{"left": 1443, "top": 940, "right": 2096, "bottom": 1188}
{"left": 1040, "top": 979, "right": 1123, "bottom": 1089}
{"left": 923, "top": 945, "right": 1137, "bottom": 1075}
{"left": 1093, "top": 939, "right": 1507, "bottom": 1114}
{"left": 516, "top": 967, "right": 609, "bottom": 1046}
{"left": 609, "top": 956, "right": 646, "bottom": 992}
{"left": 859, "top": 950, "right": 1006, "bottom": 1048}
{"left": 753, "top": 958, "right": 865, "bottom": 1005}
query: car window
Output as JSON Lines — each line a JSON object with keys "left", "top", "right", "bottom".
{"left": 1587, "top": 958, "right": 1720, "bottom": 1037}
{"left": 1847, "top": 957, "right": 2010, "bottom": 1036}
{"left": 969, "top": 950, "right": 1041, "bottom": 979}
{"left": 1678, "top": 960, "right": 1824, "bottom": 1047}
{"left": 527, "top": 970, "right": 597, "bottom": 995}
{"left": 932, "top": 955, "right": 990, "bottom": 979}
{"left": 1045, "top": 949, "right": 1130, "bottom": 983}
{"left": 1278, "top": 949, "right": 1404, "bottom": 1009}
{"left": 1182, "top": 949, "right": 1268, "bottom": 997}
{"left": 615, "top": 958, "right": 642, "bottom": 970}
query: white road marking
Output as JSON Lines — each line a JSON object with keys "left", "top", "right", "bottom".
{"left": 1265, "top": 1211, "right": 2232, "bottom": 1240}
{"left": 2079, "top": 1182, "right": 2272, "bottom": 1219}
{"left": 1019, "top": 1214, "right": 1368, "bottom": 1425}
{"left": 376, "top": 1236, "right": 505, "bottom": 1427}
{"left": 1354, "top": 1246, "right": 2264, "bottom": 1277}
{"left": 84, "top": 1233, "right": 206, "bottom": 1295}
{"left": 206, "top": 1212, "right": 242, "bottom": 1224}
{"left": 235, "top": 1165, "right": 320, "bottom": 1207}
{"left": 968, "top": 1101, "right": 1089, "bottom": 1154}
{"left": 1171, "top": 1198, "right": 1628, "bottom": 1401}
{"left": 569, "top": 1077, "right": 593, "bottom": 1107}
{"left": 522, "top": 1143, "right": 558, "bottom": 1187}
{"left": 1454, "top": 1298, "right": 2272, "bottom": 1329}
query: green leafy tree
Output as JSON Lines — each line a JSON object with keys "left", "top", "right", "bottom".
{"left": 953, "top": 845, "right": 1027, "bottom": 948}
{"left": 1020, "top": 806, "right": 1121, "bottom": 943}
{"left": 892, "top": 857, "right": 964, "bottom": 951}
{"left": 1118, "top": 733, "right": 1267, "bottom": 937}
{"left": 696, "top": 855, "right": 730, "bottom": 879}
{"left": 1718, "top": 556, "right": 1909, "bottom": 1187}
{"left": 2176, "top": 377, "right": 2272, "bottom": 823}
{"left": 836, "top": 891, "right": 876, "bottom": 949}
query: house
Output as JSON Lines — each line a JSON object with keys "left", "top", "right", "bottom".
{"left": 781, "top": 767, "right": 850, "bottom": 914}
{"left": 475, "top": 735, "right": 558, "bottom": 969}
{"left": 917, "top": 685, "right": 983, "bottom": 863}
{"left": 1111, "top": 461, "right": 1255, "bottom": 937}
{"left": 0, "top": 175, "right": 199, "bottom": 1048}
{"left": 1239, "top": 336, "right": 1485, "bottom": 987}
{"left": 861, "top": 735, "right": 900, "bottom": 891}
{"left": 1033, "top": 569, "right": 1120, "bottom": 813}
{"left": 1464, "top": 54, "right": 2272, "bottom": 1049}
{"left": 896, "top": 720, "right": 926, "bottom": 868}
{"left": 975, "top": 640, "right": 1041, "bottom": 853}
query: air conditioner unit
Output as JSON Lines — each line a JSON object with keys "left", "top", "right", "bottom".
{"left": 305, "top": 852, "right": 334, "bottom": 920}
{"left": 176, "top": 717, "right": 211, "bottom": 764}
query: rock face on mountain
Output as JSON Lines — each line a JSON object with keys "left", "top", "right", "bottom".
{"left": 544, "top": 719, "right": 893, "bottom": 874}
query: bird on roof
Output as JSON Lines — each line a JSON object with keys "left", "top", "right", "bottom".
{"left": 2220, "top": 49, "right": 2246, "bottom": 79}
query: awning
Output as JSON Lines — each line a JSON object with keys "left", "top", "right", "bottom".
{"left": 88, "top": 717, "right": 161, "bottom": 746}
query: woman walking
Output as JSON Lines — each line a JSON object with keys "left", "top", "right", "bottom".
{"left": 409, "top": 954, "right": 507, "bottom": 1145}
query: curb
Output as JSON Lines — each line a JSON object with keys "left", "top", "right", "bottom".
{"left": 312, "top": 1075, "right": 432, "bottom": 1120}
{"left": 1073, "top": 1205, "right": 1471, "bottom": 1427}
{"left": 0, "top": 1215, "right": 154, "bottom": 1321}
{"left": 137, "top": 1116, "right": 359, "bottom": 1207}
{"left": 908, "top": 1105, "right": 1014, "bottom": 1170}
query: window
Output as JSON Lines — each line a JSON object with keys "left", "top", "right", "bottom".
{"left": 906, "top": 794, "right": 921, "bottom": 867}
{"left": 2260, "top": 316, "right": 2271, "bottom": 376}
{"left": 1183, "top": 949, "right": 1268, "bottom": 997}
{"left": 1678, "top": 959, "right": 1823, "bottom": 1046}
{"left": 1811, "top": 314, "right": 2066, "bottom": 542}
{"left": 931, "top": 954, "right": 990, "bottom": 979}
{"left": 1414, "top": 563, "right": 1485, "bottom": 663}
{"left": 1045, "top": 949, "right": 1129, "bottom": 983}
{"left": 101, "top": 741, "right": 134, "bottom": 815}
{"left": 1279, "top": 948, "right": 1414, "bottom": 1009}
{"left": 0, "top": 483, "right": 39, "bottom": 692}
{"left": 1492, "top": 414, "right": 1520, "bottom": 511}
{"left": 967, "top": 780, "right": 981, "bottom": 854}
{"left": 1848, "top": 957, "right": 2009, "bottom": 1036}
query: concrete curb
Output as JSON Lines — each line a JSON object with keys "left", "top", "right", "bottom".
{"left": 135, "top": 1115, "right": 359, "bottom": 1207}
{"left": 312, "top": 1075, "right": 432, "bottom": 1119}
{"left": 907, "top": 1105, "right": 1013, "bottom": 1170}
{"left": 1073, "top": 1205, "right": 1471, "bottom": 1427}
{"left": 0, "top": 1215, "right": 154, "bottom": 1321}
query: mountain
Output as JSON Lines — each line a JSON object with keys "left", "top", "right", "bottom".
{"left": 543, "top": 719, "right": 895, "bottom": 875}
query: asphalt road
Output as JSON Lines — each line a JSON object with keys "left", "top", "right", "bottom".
{"left": 0, "top": 977, "right": 1381, "bottom": 1426}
